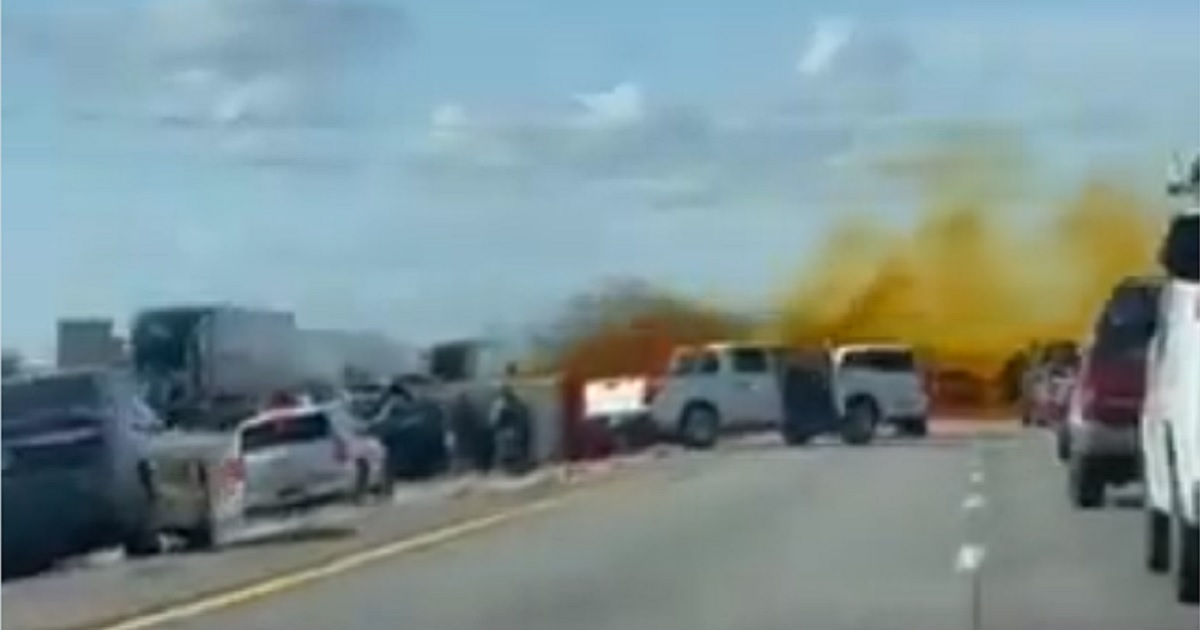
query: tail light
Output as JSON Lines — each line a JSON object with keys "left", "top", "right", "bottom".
{"left": 219, "top": 456, "right": 246, "bottom": 489}
{"left": 1078, "top": 362, "right": 1142, "bottom": 425}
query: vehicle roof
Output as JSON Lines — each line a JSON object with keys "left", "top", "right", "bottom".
{"left": 675, "top": 341, "right": 787, "bottom": 354}
{"left": 1, "top": 366, "right": 116, "bottom": 386}
{"left": 1114, "top": 274, "right": 1166, "bottom": 289}
{"left": 832, "top": 342, "right": 916, "bottom": 355}
{"left": 238, "top": 403, "right": 338, "bottom": 430}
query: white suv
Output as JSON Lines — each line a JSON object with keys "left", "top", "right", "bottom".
{"left": 649, "top": 343, "right": 786, "bottom": 449}
{"left": 1141, "top": 199, "right": 1199, "bottom": 602}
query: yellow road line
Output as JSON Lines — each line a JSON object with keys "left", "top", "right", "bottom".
{"left": 97, "top": 495, "right": 568, "bottom": 630}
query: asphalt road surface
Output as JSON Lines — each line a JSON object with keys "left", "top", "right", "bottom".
{"left": 95, "top": 428, "right": 1197, "bottom": 630}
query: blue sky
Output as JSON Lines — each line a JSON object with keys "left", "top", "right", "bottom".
{"left": 3, "top": 0, "right": 1198, "bottom": 358}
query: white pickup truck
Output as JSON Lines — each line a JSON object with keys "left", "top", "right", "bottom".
{"left": 1141, "top": 156, "right": 1200, "bottom": 604}
{"left": 648, "top": 342, "right": 930, "bottom": 448}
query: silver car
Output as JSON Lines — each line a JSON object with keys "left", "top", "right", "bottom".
{"left": 237, "top": 404, "right": 389, "bottom": 517}
{"left": 152, "top": 403, "right": 389, "bottom": 549}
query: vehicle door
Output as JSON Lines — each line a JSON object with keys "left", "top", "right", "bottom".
{"left": 651, "top": 350, "right": 702, "bottom": 427}
{"left": 683, "top": 349, "right": 728, "bottom": 423}
{"left": 725, "top": 347, "right": 783, "bottom": 426}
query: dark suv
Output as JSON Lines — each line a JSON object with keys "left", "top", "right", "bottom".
{"left": 1064, "top": 276, "right": 1163, "bottom": 508}
{"left": 2, "top": 368, "right": 164, "bottom": 577}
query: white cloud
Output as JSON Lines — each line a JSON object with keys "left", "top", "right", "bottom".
{"left": 572, "top": 82, "right": 646, "bottom": 130}
{"left": 7, "top": 0, "right": 405, "bottom": 166}
{"left": 410, "top": 82, "right": 858, "bottom": 208}
{"left": 797, "top": 17, "right": 856, "bottom": 78}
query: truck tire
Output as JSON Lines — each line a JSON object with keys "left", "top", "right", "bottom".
{"left": 679, "top": 404, "right": 719, "bottom": 450}
{"left": 1176, "top": 516, "right": 1199, "bottom": 604}
{"left": 353, "top": 460, "right": 371, "bottom": 505}
{"left": 1068, "top": 455, "right": 1104, "bottom": 509}
{"left": 782, "top": 424, "right": 813, "bottom": 446}
{"left": 1055, "top": 427, "right": 1070, "bottom": 462}
{"left": 898, "top": 417, "right": 928, "bottom": 438}
{"left": 841, "top": 398, "right": 878, "bottom": 446}
{"left": 182, "top": 522, "right": 217, "bottom": 552}
{"left": 373, "top": 464, "right": 396, "bottom": 501}
{"left": 1146, "top": 507, "right": 1171, "bottom": 573}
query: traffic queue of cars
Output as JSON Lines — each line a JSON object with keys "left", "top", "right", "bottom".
{"left": 1028, "top": 159, "right": 1200, "bottom": 605}
{"left": 0, "top": 371, "right": 528, "bottom": 580}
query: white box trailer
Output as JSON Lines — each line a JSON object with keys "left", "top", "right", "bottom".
{"left": 130, "top": 305, "right": 301, "bottom": 425}
{"left": 295, "top": 329, "right": 426, "bottom": 386}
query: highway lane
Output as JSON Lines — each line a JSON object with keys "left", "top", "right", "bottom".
{"left": 119, "top": 427, "right": 1192, "bottom": 630}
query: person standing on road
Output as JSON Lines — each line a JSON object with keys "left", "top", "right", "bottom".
{"left": 489, "top": 385, "right": 535, "bottom": 474}
{"left": 450, "top": 392, "right": 493, "bottom": 473}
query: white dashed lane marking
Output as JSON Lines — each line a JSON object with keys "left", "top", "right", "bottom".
{"left": 955, "top": 543, "right": 988, "bottom": 573}
{"left": 962, "top": 493, "right": 987, "bottom": 511}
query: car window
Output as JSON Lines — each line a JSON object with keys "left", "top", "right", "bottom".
{"left": 841, "top": 349, "right": 917, "bottom": 372}
{"left": 241, "top": 412, "right": 333, "bottom": 452}
{"left": 1093, "top": 280, "right": 1162, "bottom": 357}
{"left": 696, "top": 351, "right": 721, "bottom": 374}
{"left": 730, "top": 348, "right": 769, "bottom": 374}
{"left": 669, "top": 352, "right": 699, "bottom": 375}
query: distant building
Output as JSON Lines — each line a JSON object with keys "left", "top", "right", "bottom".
{"left": 57, "top": 318, "right": 123, "bottom": 369}
{"left": 2, "top": 349, "right": 24, "bottom": 378}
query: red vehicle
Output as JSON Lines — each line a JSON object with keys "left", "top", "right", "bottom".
{"left": 1062, "top": 276, "right": 1163, "bottom": 508}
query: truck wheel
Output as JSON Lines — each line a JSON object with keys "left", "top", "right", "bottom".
{"left": 680, "top": 404, "right": 719, "bottom": 450}
{"left": 1055, "top": 427, "right": 1070, "bottom": 462}
{"left": 782, "top": 424, "right": 813, "bottom": 446}
{"left": 840, "top": 399, "right": 877, "bottom": 446}
{"left": 1146, "top": 507, "right": 1171, "bottom": 573}
{"left": 898, "top": 417, "right": 928, "bottom": 438}
{"left": 374, "top": 464, "right": 396, "bottom": 501}
{"left": 353, "top": 460, "right": 371, "bottom": 504}
{"left": 182, "top": 522, "right": 217, "bottom": 552}
{"left": 1068, "top": 455, "right": 1104, "bottom": 509}
{"left": 1176, "top": 515, "right": 1199, "bottom": 604}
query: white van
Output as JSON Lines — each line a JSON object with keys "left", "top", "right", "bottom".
{"left": 1140, "top": 162, "right": 1199, "bottom": 604}
{"left": 649, "top": 343, "right": 787, "bottom": 448}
